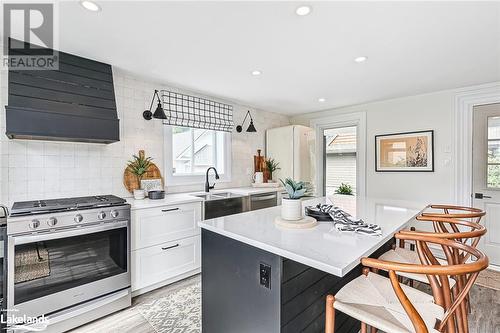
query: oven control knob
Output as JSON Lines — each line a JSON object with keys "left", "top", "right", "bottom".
{"left": 74, "top": 214, "right": 83, "bottom": 223}
{"left": 98, "top": 211, "right": 106, "bottom": 220}
{"left": 110, "top": 210, "right": 119, "bottom": 218}
{"left": 47, "top": 217, "right": 57, "bottom": 227}
{"left": 29, "top": 219, "right": 40, "bottom": 230}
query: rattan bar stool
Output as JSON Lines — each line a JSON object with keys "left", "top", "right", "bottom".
{"left": 378, "top": 216, "right": 486, "bottom": 287}
{"left": 325, "top": 233, "right": 488, "bottom": 333}
{"left": 420, "top": 205, "right": 485, "bottom": 224}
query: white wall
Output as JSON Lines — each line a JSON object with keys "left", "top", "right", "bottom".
{"left": 0, "top": 68, "right": 289, "bottom": 206}
{"left": 292, "top": 90, "right": 458, "bottom": 203}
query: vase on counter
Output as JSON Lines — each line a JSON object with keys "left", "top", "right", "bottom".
{"left": 281, "top": 197, "right": 303, "bottom": 220}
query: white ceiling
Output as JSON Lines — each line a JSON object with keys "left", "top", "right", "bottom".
{"left": 56, "top": 1, "right": 500, "bottom": 115}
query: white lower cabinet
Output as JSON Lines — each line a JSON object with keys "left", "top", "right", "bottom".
{"left": 131, "top": 202, "right": 202, "bottom": 295}
{"left": 132, "top": 235, "right": 201, "bottom": 292}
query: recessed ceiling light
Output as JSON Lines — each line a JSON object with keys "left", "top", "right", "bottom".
{"left": 251, "top": 70, "right": 262, "bottom": 76}
{"left": 296, "top": 5, "right": 312, "bottom": 16}
{"left": 354, "top": 56, "right": 368, "bottom": 63}
{"left": 80, "top": 0, "right": 101, "bottom": 12}
{"left": 318, "top": 98, "right": 326, "bottom": 103}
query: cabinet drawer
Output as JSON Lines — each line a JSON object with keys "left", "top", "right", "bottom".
{"left": 131, "top": 236, "right": 201, "bottom": 291}
{"left": 132, "top": 202, "right": 201, "bottom": 250}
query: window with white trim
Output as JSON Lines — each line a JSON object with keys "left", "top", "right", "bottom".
{"left": 165, "top": 126, "right": 231, "bottom": 185}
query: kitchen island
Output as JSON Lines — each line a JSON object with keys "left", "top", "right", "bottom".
{"left": 199, "top": 196, "right": 423, "bottom": 333}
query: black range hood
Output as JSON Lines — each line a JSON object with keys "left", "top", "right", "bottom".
{"left": 5, "top": 41, "right": 119, "bottom": 144}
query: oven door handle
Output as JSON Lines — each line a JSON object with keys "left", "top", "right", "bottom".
{"left": 11, "top": 220, "right": 129, "bottom": 245}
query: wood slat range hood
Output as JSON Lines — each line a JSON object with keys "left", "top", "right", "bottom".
{"left": 5, "top": 39, "right": 120, "bottom": 144}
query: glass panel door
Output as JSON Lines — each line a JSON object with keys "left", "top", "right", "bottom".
{"left": 14, "top": 227, "right": 127, "bottom": 305}
{"left": 323, "top": 126, "right": 357, "bottom": 196}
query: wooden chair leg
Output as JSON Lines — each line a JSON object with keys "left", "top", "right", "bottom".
{"left": 361, "top": 322, "right": 367, "bottom": 333}
{"left": 325, "top": 295, "right": 335, "bottom": 333}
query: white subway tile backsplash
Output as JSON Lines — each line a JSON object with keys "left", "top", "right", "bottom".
{"left": 9, "top": 141, "right": 27, "bottom": 156}
{"left": 60, "top": 156, "right": 75, "bottom": 168}
{"left": 27, "top": 180, "right": 44, "bottom": 195}
{"left": 27, "top": 155, "right": 44, "bottom": 168}
{"left": 43, "top": 167, "right": 60, "bottom": 181}
{"left": 43, "top": 155, "right": 60, "bottom": 168}
{"left": 27, "top": 168, "right": 43, "bottom": 181}
{"left": 9, "top": 167, "right": 27, "bottom": 182}
{"left": 9, "top": 180, "right": 27, "bottom": 195}
{"left": 43, "top": 143, "right": 61, "bottom": 156}
{"left": 9, "top": 155, "right": 26, "bottom": 168}
{"left": 0, "top": 68, "right": 290, "bottom": 206}
{"left": 26, "top": 141, "right": 44, "bottom": 155}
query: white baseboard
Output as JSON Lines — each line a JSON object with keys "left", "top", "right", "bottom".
{"left": 487, "top": 264, "right": 500, "bottom": 272}
{"left": 131, "top": 268, "right": 201, "bottom": 297}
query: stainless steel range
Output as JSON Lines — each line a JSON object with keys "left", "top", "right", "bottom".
{"left": 7, "top": 195, "right": 131, "bottom": 332}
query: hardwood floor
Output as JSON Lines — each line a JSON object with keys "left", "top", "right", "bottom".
{"left": 476, "top": 268, "right": 500, "bottom": 291}
{"left": 70, "top": 275, "right": 199, "bottom": 333}
{"left": 70, "top": 270, "right": 500, "bottom": 333}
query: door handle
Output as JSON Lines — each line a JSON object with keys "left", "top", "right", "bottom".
{"left": 474, "top": 193, "right": 492, "bottom": 199}
{"left": 161, "top": 208, "right": 179, "bottom": 212}
{"left": 161, "top": 244, "right": 179, "bottom": 250}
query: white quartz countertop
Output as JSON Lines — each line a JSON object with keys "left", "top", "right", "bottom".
{"left": 199, "top": 196, "right": 424, "bottom": 277}
{"left": 127, "top": 193, "right": 204, "bottom": 209}
{"left": 127, "top": 186, "right": 282, "bottom": 209}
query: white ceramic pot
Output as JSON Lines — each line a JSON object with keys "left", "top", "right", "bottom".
{"left": 281, "top": 197, "right": 303, "bottom": 221}
{"left": 133, "top": 189, "right": 145, "bottom": 200}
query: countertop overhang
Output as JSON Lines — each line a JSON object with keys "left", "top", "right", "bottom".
{"left": 199, "top": 196, "right": 424, "bottom": 277}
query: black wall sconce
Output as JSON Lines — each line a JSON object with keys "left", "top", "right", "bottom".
{"left": 143, "top": 90, "right": 167, "bottom": 120}
{"left": 236, "top": 110, "right": 257, "bottom": 133}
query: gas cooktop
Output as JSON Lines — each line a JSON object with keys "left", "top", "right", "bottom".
{"left": 10, "top": 195, "right": 127, "bottom": 216}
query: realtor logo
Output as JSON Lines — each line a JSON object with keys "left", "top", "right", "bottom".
{"left": 2, "top": 2, "right": 59, "bottom": 70}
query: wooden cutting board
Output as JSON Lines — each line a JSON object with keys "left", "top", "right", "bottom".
{"left": 253, "top": 149, "right": 270, "bottom": 183}
{"left": 254, "top": 149, "right": 265, "bottom": 172}
{"left": 123, "top": 150, "right": 164, "bottom": 193}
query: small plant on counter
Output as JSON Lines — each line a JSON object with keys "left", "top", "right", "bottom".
{"left": 335, "top": 183, "right": 353, "bottom": 195}
{"left": 280, "top": 178, "right": 309, "bottom": 199}
{"left": 127, "top": 153, "right": 153, "bottom": 182}
{"left": 265, "top": 158, "right": 281, "bottom": 181}
{"left": 280, "top": 178, "right": 311, "bottom": 221}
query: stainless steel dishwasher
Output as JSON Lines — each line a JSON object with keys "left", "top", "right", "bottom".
{"left": 249, "top": 192, "right": 278, "bottom": 211}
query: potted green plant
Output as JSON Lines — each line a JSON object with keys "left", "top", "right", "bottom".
{"left": 280, "top": 178, "right": 309, "bottom": 220}
{"left": 127, "top": 153, "right": 153, "bottom": 198}
{"left": 265, "top": 158, "right": 280, "bottom": 181}
{"left": 335, "top": 183, "right": 354, "bottom": 195}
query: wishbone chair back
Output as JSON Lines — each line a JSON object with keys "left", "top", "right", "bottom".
{"left": 362, "top": 233, "right": 488, "bottom": 333}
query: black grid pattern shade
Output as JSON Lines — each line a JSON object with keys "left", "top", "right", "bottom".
{"left": 161, "top": 90, "right": 234, "bottom": 132}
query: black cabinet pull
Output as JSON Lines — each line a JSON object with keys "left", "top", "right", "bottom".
{"left": 161, "top": 244, "right": 180, "bottom": 251}
{"left": 161, "top": 208, "right": 179, "bottom": 212}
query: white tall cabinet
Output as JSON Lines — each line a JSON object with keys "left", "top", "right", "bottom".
{"left": 266, "top": 125, "right": 315, "bottom": 184}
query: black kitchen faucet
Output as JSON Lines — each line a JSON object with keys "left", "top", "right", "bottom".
{"left": 205, "top": 167, "right": 220, "bottom": 192}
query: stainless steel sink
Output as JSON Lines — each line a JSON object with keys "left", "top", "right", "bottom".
{"left": 208, "top": 192, "right": 243, "bottom": 199}
{"left": 192, "top": 193, "right": 224, "bottom": 200}
{"left": 192, "top": 192, "right": 243, "bottom": 201}
{"left": 191, "top": 192, "right": 249, "bottom": 219}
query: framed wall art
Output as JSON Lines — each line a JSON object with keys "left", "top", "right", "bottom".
{"left": 375, "top": 130, "right": 434, "bottom": 172}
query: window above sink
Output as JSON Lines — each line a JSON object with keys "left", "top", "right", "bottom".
{"left": 164, "top": 125, "right": 232, "bottom": 186}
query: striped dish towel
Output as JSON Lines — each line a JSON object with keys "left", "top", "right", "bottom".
{"left": 316, "top": 204, "right": 382, "bottom": 236}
